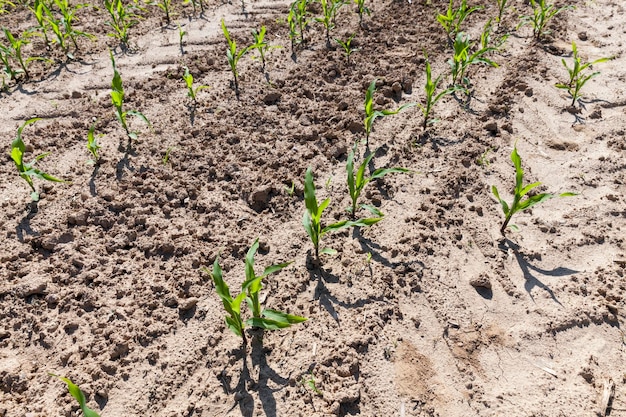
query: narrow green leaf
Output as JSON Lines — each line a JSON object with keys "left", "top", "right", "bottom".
{"left": 262, "top": 308, "right": 307, "bottom": 324}
{"left": 261, "top": 261, "right": 294, "bottom": 277}
{"left": 320, "top": 247, "right": 337, "bottom": 255}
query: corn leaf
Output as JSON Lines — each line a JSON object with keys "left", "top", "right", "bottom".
{"left": 49, "top": 374, "right": 101, "bottom": 417}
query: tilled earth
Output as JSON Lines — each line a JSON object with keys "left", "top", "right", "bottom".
{"left": 0, "top": 0, "right": 625, "bottom": 416}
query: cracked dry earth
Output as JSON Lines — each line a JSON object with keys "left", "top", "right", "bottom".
{"left": 0, "top": 0, "right": 625, "bottom": 416}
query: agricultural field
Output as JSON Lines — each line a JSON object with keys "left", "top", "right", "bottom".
{"left": 0, "top": 0, "right": 625, "bottom": 415}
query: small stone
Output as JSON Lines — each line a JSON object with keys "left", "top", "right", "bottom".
{"left": 248, "top": 186, "right": 272, "bottom": 212}
{"left": 392, "top": 81, "right": 403, "bottom": 94}
{"left": 15, "top": 278, "right": 47, "bottom": 298}
{"left": 179, "top": 297, "right": 198, "bottom": 311}
{"left": 470, "top": 274, "right": 492, "bottom": 290}
{"left": 263, "top": 92, "right": 281, "bottom": 105}
{"left": 578, "top": 31, "right": 588, "bottom": 41}
{"left": 298, "top": 114, "right": 311, "bottom": 126}
{"left": 484, "top": 121, "right": 498, "bottom": 134}
{"left": 524, "top": 88, "right": 533, "bottom": 97}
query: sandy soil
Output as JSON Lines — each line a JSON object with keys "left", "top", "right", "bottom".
{"left": 0, "top": 0, "right": 625, "bottom": 416}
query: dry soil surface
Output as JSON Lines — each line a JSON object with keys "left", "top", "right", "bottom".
{"left": 0, "top": 0, "right": 625, "bottom": 416}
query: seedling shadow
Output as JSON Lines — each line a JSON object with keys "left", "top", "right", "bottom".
{"left": 16, "top": 202, "right": 40, "bottom": 242}
{"left": 307, "top": 260, "right": 388, "bottom": 323}
{"left": 352, "top": 227, "right": 425, "bottom": 274}
{"left": 250, "top": 331, "right": 290, "bottom": 417}
{"left": 186, "top": 102, "right": 196, "bottom": 125}
{"left": 115, "top": 141, "right": 137, "bottom": 180}
{"left": 224, "top": 346, "right": 254, "bottom": 417}
{"left": 89, "top": 164, "right": 100, "bottom": 196}
{"left": 414, "top": 129, "right": 463, "bottom": 150}
{"left": 220, "top": 331, "right": 290, "bottom": 417}
{"left": 500, "top": 239, "right": 578, "bottom": 305}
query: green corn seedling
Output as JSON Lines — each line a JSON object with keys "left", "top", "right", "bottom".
{"left": 104, "top": 0, "right": 142, "bottom": 48}
{"left": 43, "top": 0, "right": 94, "bottom": 56}
{"left": 86, "top": 121, "right": 100, "bottom": 163}
{"left": 303, "top": 167, "right": 382, "bottom": 261}
{"left": 2, "top": 29, "right": 49, "bottom": 80}
{"left": 10, "top": 118, "right": 66, "bottom": 201}
{"left": 177, "top": 22, "right": 186, "bottom": 53}
{"left": 249, "top": 26, "right": 280, "bottom": 71}
{"left": 204, "top": 240, "right": 306, "bottom": 342}
{"left": 287, "top": 6, "right": 299, "bottom": 52}
{"left": 449, "top": 32, "right": 499, "bottom": 92}
{"left": 241, "top": 239, "right": 306, "bottom": 328}
{"left": 363, "top": 79, "right": 415, "bottom": 146}
{"left": 334, "top": 33, "right": 358, "bottom": 64}
{"left": 315, "top": 0, "right": 343, "bottom": 47}
{"left": 437, "top": 0, "right": 482, "bottom": 43}
{"left": 50, "top": 374, "right": 100, "bottom": 417}
{"left": 29, "top": 0, "right": 51, "bottom": 49}
{"left": 492, "top": 144, "right": 576, "bottom": 235}
{"left": 418, "top": 53, "right": 458, "bottom": 130}
{"left": 182, "top": 66, "right": 209, "bottom": 103}
{"left": 289, "top": 0, "right": 310, "bottom": 48}
{"left": 183, "top": 0, "right": 204, "bottom": 16}
{"left": 162, "top": 146, "right": 175, "bottom": 165}
{"left": 555, "top": 41, "right": 612, "bottom": 107}
{"left": 151, "top": 0, "right": 173, "bottom": 23}
{"left": 354, "top": 0, "right": 369, "bottom": 27}
{"left": 206, "top": 255, "right": 247, "bottom": 340}
{"left": 110, "top": 51, "right": 150, "bottom": 140}
{"left": 346, "top": 142, "right": 410, "bottom": 218}
{"left": 519, "top": 0, "right": 573, "bottom": 41}
{"left": 494, "top": 0, "right": 508, "bottom": 24}
{"left": 221, "top": 19, "right": 251, "bottom": 94}
{"left": 0, "top": 43, "right": 19, "bottom": 82}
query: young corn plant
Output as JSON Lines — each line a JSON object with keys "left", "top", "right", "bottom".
{"left": 150, "top": 0, "right": 173, "bottom": 24}
{"left": 86, "top": 121, "right": 101, "bottom": 164}
{"left": 0, "top": 43, "right": 19, "bottom": 84}
{"left": 303, "top": 167, "right": 381, "bottom": 261}
{"left": 346, "top": 142, "right": 410, "bottom": 219}
{"left": 2, "top": 29, "right": 50, "bottom": 80}
{"left": 289, "top": 0, "right": 310, "bottom": 49}
{"left": 182, "top": 66, "right": 209, "bottom": 103}
{"left": 363, "top": 79, "right": 415, "bottom": 146}
{"left": 437, "top": 0, "right": 482, "bottom": 43}
{"left": 555, "top": 41, "right": 612, "bottom": 107}
{"left": 104, "top": 0, "right": 142, "bottom": 49}
{"left": 418, "top": 53, "right": 458, "bottom": 130}
{"left": 10, "top": 118, "right": 66, "bottom": 202}
{"left": 519, "top": 0, "right": 573, "bottom": 41}
{"left": 110, "top": 51, "right": 150, "bottom": 140}
{"left": 249, "top": 26, "right": 280, "bottom": 71}
{"left": 177, "top": 22, "right": 186, "bottom": 53}
{"left": 45, "top": 0, "right": 95, "bottom": 56}
{"left": 183, "top": 0, "right": 204, "bottom": 16}
{"left": 449, "top": 31, "right": 499, "bottom": 92}
{"left": 354, "top": 0, "right": 369, "bottom": 27}
{"left": 494, "top": 0, "right": 508, "bottom": 24}
{"left": 315, "top": 0, "right": 343, "bottom": 47}
{"left": 334, "top": 33, "right": 358, "bottom": 64}
{"left": 492, "top": 144, "right": 576, "bottom": 235}
{"left": 28, "top": 0, "right": 51, "bottom": 49}
{"left": 221, "top": 19, "right": 251, "bottom": 94}
{"left": 50, "top": 374, "right": 100, "bottom": 417}
{"left": 203, "top": 239, "right": 306, "bottom": 343}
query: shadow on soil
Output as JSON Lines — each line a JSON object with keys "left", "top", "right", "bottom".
{"left": 501, "top": 239, "right": 579, "bottom": 305}
{"left": 220, "top": 331, "right": 291, "bottom": 417}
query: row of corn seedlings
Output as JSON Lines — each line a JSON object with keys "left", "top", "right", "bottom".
{"left": 11, "top": 3, "right": 591, "bottom": 414}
